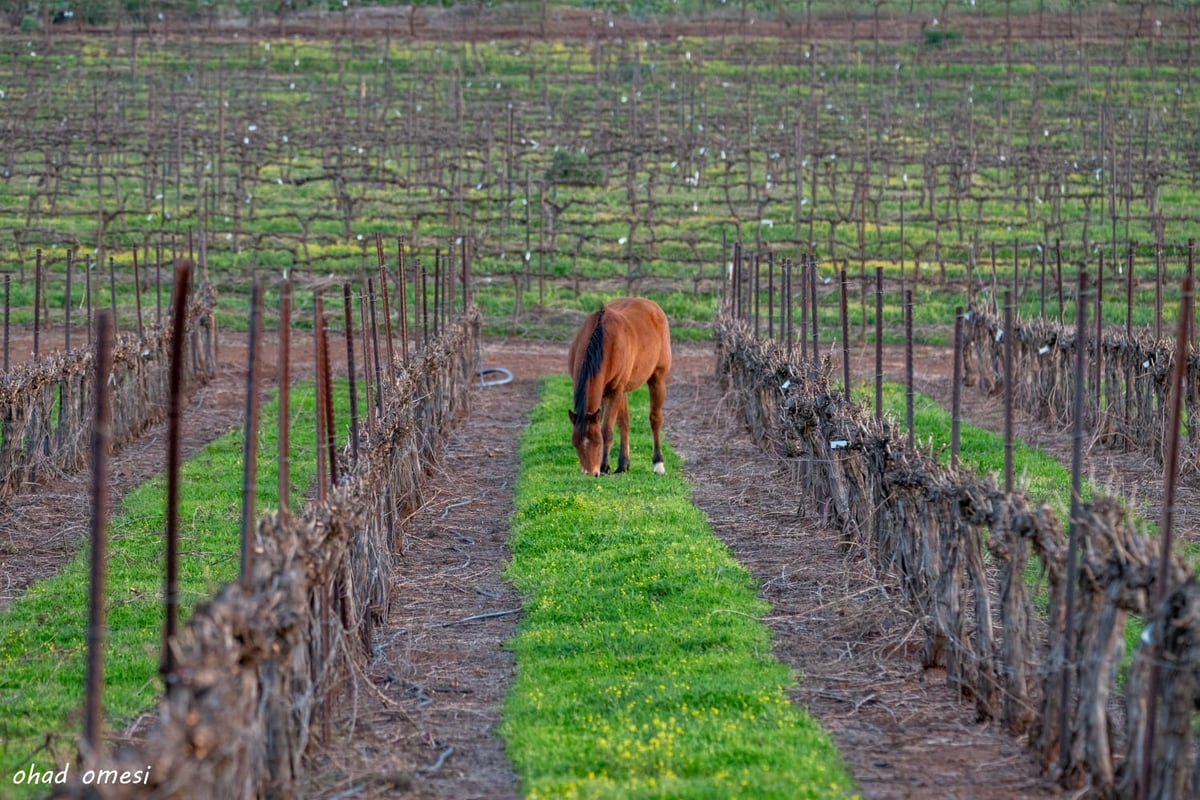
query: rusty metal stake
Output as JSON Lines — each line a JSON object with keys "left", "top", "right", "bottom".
{"left": 951, "top": 306, "right": 963, "bottom": 469}
{"left": 420, "top": 258, "right": 429, "bottom": 348}
{"left": 732, "top": 240, "right": 742, "bottom": 321}
{"left": 342, "top": 283, "right": 360, "bottom": 467}
{"left": 800, "top": 252, "right": 809, "bottom": 353}
{"left": 85, "top": 254, "right": 93, "bottom": 348}
{"left": 320, "top": 312, "right": 338, "bottom": 489}
{"left": 810, "top": 252, "right": 820, "bottom": 362}
{"left": 132, "top": 248, "right": 144, "bottom": 341}
{"left": 1004, "top": 291, "right": 1014, "bottom": 493}
{"left": 376, "top": 233, "right": 396, "bottom": 373}
{"left": 33, "top": 248, "right": 41, "bottom": 358}
{"left": 434, "top": 248, "right": 442, "bottom": 338}
{"left": 875, "top": 266, "right": 883, "bottom": 421}
{"left": 784, "top": 258, "right": 793, "bottom": 360}
{"left": 314, "top": 291, "right": 327, "bottom": 502}
{"left": 1039, "top": 244, "right": 1047, "bottom": 319}
{"left": 4, "top": 272, "right": 10, "bottom": 372}
{"left": 1055, "top": 240, "right": 1064, "bottom": 324}
{"left": 108, "top": 256, "right": 118, "bottom": 334}
{"left": 905, "top": 288, "right": 914, "bottom": 447}
{"left": 398, "top": 237, "right": 410, "bottom": 362}
{"left": 1139, "top": 272, "right": 1193, "bottom": 800}
{"left": 753, "top": 251, "right": 761, "bottom": 339}
{"left": 161, "top": 261, "right": 192, "bottom": 680}
{"left": 278, "top": 278, "right": 291, "bottom": 510}
{"left": 768, "top": 252, "right": 775, "bottom": 341}
{"left": 1155, "top": 242, "right": 1163, "bottom": 341}
{"left": 83, "top": 309, "right": 114, "bottom": 763}
{"left": 1059, "top": 269, "right": 1089, "bottom": 779}
{"left": 367, "top": 277, "right": 384, "bottom": 416}
{"left": 1095, "top": 253, "right": 1104, "bottom": 418}
{"left": 239, "top": 281, "right": 263, "bottom": 586}
{"left": 359, "top": 290, "right": 375, "bottom": 433}
{"left": 459, "top": 235, "right": 468, "bottom": 313}
{"left": 1126, "top": 244, "right": 1135, "bottom": 339}
{"left": 840, "top": 267, "right": 851, "bottom": 399}
{"left": 65, "top": 250, "right": 73, "bottom": 353}
{"left": 155, "top": 241, "right": 163, "bottom": 326}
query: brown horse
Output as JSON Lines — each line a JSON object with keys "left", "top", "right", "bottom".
{"left": 567, "top": 297, "right": 672, "bottom": 476}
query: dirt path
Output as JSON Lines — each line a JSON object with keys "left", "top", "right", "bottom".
{"left": 302, "top": 337, "right": 1060, "bottom": 799}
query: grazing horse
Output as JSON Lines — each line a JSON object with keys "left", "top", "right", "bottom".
{"left": 567, "top": 297, "right": 672, "bottom": 476}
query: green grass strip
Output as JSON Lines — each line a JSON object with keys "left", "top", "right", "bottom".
{"left": 501, "top": 375, "right": 856, "bottom": 800}
{"left": 0, "top": 380, "right": 350, "bottom": 797}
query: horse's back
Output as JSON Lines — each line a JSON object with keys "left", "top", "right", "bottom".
{"left": 606, "top": 297, "right": 671, "bottom": 384}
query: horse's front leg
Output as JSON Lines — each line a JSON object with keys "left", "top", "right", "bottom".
{"left": 599, "top": 397, "right": 616, "bottom": 474}
{"left": 614, "top": 393, "right": 632, "bottom": 473}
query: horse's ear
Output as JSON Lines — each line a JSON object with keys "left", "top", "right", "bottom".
{"left": 568, "top": 409, "right": 578, "bottom": 424}
{"left": 587, "top": 410, "right": 600, "bottom": 424}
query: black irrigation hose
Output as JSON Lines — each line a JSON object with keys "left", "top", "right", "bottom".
{"left": 478, "top": 366, "right": 513, "bottom": 387}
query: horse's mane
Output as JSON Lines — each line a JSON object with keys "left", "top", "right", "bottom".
{"left": 572, "top": 305, "right": 606, "bottom": 431}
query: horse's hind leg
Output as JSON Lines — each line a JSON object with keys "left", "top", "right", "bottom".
{"left": 648, "top": 373, "right": 666, "bottom": 474}
{"left": 614, "top": 393, "right": 632, "bottom": 473}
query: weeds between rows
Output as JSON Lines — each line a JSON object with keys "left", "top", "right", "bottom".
{"left": 501, "top": 375, "right": 856, "bottom": 799}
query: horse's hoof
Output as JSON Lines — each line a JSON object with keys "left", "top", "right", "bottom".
{"left": 653, "top": 462, "right": 666, "bottom": 475}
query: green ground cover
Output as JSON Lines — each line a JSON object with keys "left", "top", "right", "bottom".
{"left": 2, "top": 4, "right": 1197, "bottom": 343}
{"left": 501, "top": 374, "right": 856, "bottom": 799}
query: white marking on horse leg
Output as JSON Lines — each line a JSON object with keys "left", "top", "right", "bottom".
{"left": 653, "top": 462, "right": 666, "bottom": 475}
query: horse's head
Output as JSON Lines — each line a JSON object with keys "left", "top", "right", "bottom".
{"left": 568, "top": 408, "right": 603, "bottom": 476}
